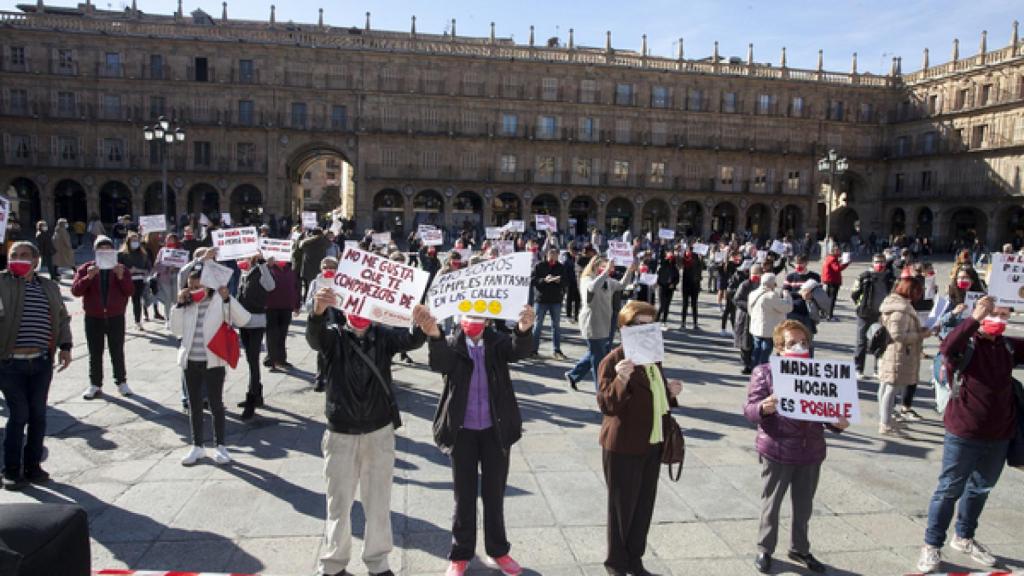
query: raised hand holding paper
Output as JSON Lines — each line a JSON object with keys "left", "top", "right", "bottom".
{"left": 620, "top": 323, "right": 664, "bottom": 366}
{"left": 332, "top": 246, "right": 429, "bottom": 327}
{"left": 770, "top": 355, "right": 861, "bottom": 424}
{"left": 200, "top": 260, "right": 235, "bottom": 289}
{"left": 427, "top": 252, "right": 532, "bottom": 321}
{"left": 95, "top": 249, "right": 118, "bottom": 270}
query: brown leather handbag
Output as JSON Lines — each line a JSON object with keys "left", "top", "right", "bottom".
{"left": 661, "top": 414, "right": 685, "bottom": 481}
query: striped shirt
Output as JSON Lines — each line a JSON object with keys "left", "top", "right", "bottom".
{"left": 188, "top": 298, "right": 210, "bottom": 362}
{"left": 15, "top": 278, "right": 52, "bottom": 350}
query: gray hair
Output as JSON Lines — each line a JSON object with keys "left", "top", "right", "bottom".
{"left": 749, "top": 263, "right": 763, "bottom": 275}
{"left": 8, "top": 241, "right": 39, "bottom": 259}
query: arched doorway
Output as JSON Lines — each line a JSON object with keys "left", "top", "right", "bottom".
{"left": 491, "top": 193, "right": 521, "bottom": 226}
{"left": 711, "top": 202, "right": 737, "bottom": 236}
{"left": 746, "top": 203, "right": 771, "bottom": 240}
{"left": 778, "top": 204, "right": 802, "bottom": 237}
{"left": 54, "top": 179, "right": 87, "bottom": 224}
{"left": 916, "top": 207, "right": 934, "bottom": 239}
{"left": 99, "top": 181, "right": 132, "bottom": 226}
{"left": 143, "top": 182, "right": 176, "bottom": 220}
{"left": 832, "top": 207, "right": 860, "bottom": 242}
{"left": 641, "top": 199, "right": 670, "bottom": 236}
{"left": 287, "top": 143, "right": 355, "bottom": 220}
{"left": 231, "top": 184, "right": 263, "bottom": 226}
{"left": 950, "top": 208, "right": 986, "bottom": 246}
{"left": 413, "top": 189, "right": 444, "bottom": 230}
{"left": 6, "top": 178, "right": 41, "bottom": 228}
{"left": 677, "top": 201, "right": 704, "bottom": 238}
{"left": 605, "top": 198, "right": 633, "bottom": 237}
{"left": 187, "top": 183, "right": 220, "bottom": 217}
{"left": 890, "top": 208, "right": 906, "bottom": 237}
{"left": 373, "top": 189, "right": 404, "bottom": 236}
{"left": 569, "top": 196, "right": 595, "bottom": 238}
{"left": 453, "top": 191, "right": 482, "bottom": 236}
{"left": 1005, "top": 206, "right": 1024, "bottom": 248}
{"left": 530, "top": 194, "right": 560, "bottom": 233}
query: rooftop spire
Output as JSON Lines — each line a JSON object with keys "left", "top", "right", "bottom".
{"left": 747, "top": 43, "right": 753, "bottom": 66}
{"left": 677, "top": 37, "right": 684, "bottom": 60}
{"left": 1013, "top": 21, "right": 1020, "bottom": 56}
{"left": 816, "top": 49, "right": 823, "bottom": 72}
{"left": 642, "top": 34, "right": 648, "bottom": 57}
{"left": 851, "top": 51, "right": 857, "bottom": 74}
{"left": 529, "top": 25, "right": 535, "bottom": 47}
{"left": 451, "top": 18, "right": 456, "bottom": 38}
{"left": 318, "top": 8, "right": 323, "bottom": 28}
{"left": 365, "top": 11, "right": 370, "bottom": 31}
{"left": 922, "top": 47, "right": 929, "bottom": 70}
{"left": 952, "top": 37, "right": 959, "bottom": 62}
{"left": 568, "top": 28, "right": 574, "bottom": 50}
{"left": 780, "top": 46, "right": 786, "bottom": 67}
{"left": 605, "top": 30, "right": 612, "bottom": 53}
{"left": 221, "top": 2, "right": 227, "bottom": 21}
{"left": 269, "top": 4, "right": 275, "bottom": 25}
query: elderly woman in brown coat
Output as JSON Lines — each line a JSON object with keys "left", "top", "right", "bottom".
{"left": 597, "top": 300, "right": 683, "bottom": 576}
{"left": 877, "top": 269, "right": 932, "bottom": 436}
{"left": 52, "top": 218, "right": 75, "bottom": 274}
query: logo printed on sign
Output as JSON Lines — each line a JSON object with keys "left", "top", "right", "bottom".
{"left": 427, "top": 252, "right": 532, "bottom": 321}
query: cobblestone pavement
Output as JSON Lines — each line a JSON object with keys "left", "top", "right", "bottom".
{"left": 2, "top": 260, "right": 1024, "bottom": 575}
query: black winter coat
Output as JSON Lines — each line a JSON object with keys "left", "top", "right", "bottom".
{"left": 429, "top": 326, "right": 533, "bottom": 454}
{"left": 307, "top": 310, "right": 427, "bottom": 434}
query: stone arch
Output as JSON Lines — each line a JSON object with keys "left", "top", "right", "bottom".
{"left": 676, "top": 201, "right": 704, "bottom": 239}
{"left": 778, "top": 204, "right": 803, "bottom": 238}
{"left": 373, "top": 188, "right": 405, "bottom": 235}
{"left": 54, "top": 178, "right": 88, "bottom": 224}
{"left": 231, "top": 184, "right": 263, "bottom": 226}
{"left": 413, "top": 189, "right": 444, "bottom": 230}
{"left": 187, "top": 183, "right": 221, "bottom": 218}
{"left": 452, "top": 191, "right": 483, "bottom": 235}
{"left": 949, "top": 207, "right": 987, "bottom": 246}
{"left": 568, "top": 195, "right": 596, "bottom": 238}
{"left": 711, "top": 201, "right": 737, "bottom": 235}
{"left": 890, "top": 207, "right": 906, "bottom": 237}
{"left": 641, "top": 198, "right": 670, "bottom": 235}
{"left": 916, "top": 207, "right": 934, "bottom": 239}
{"left": 746, "top": 203, "right": 771, "bottom": 239}
{"left": 491, "top": 192, "right": 521, "bottom": 226}
{"left": 99, "top": 180, "right": 132, "bottom": 225}
{"left": 5, "top": 177, "right": 42, "bottom": 227}
{"left": 530, "top": 193, "right": 560, "bottom": 232}
{"left": 832, "top": 207, "right": 860, "bottom": 242}
{"left": 143, "top": 181, "right": 175, "bottom": 219}
{"left": 605, "top": 197, "right": 633, "bottom": 237}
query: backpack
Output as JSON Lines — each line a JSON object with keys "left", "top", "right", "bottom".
{"left": 935, "top": 338, "right": 1015, "bottom": 415}
{"left": 855, "top": 273, "right": 875, "bottom": 318}
{"left": 866, "top": 322, "right": 891, "bottom": 357}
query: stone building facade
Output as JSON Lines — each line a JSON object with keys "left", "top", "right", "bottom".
{"left": 0, "top": 3, "right": 1021, "bottom": 249}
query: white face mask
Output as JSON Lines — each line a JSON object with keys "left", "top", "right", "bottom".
{"left": 784, "top": 343, "right": 810, "bottom": 357}
{"left": 129, "top": 241, "right": 140, "bottom": 250}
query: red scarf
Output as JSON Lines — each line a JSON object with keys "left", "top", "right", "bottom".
{"left": 682, "top": 253, "right": 695, "bottom": 268}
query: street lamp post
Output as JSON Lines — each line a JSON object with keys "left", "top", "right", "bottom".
{"left": 143, "top": 116, "right": 185, "bottom": 231}
{"left": 817, "top": 148, "right": 849, "bottom": 256}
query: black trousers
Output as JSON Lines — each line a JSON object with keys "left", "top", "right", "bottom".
{"left": 902, "top": 384, "right": 918, "bottom": 409}
{"left": 183, "top": 361, "right": 226, "bottom": 446}
{"left": 84, "top": 315, "right": 126, "bottom": 387}
{"left": 130, "top": 279, "right": 146, "bottom": 323}
{"left": 565, "top": 284, "right": 581, "bottom": 320}
{"left": 265, "top": 309, "right": 292, "bottom": 364}
{"left": 825, "top": 283, "right": 840, "bottom": 319}
{"left": 854, "top": 316, "right": 874, "bottom": 372}
{"left": 681, "top": 289, "right": 699, "bottom": 327}
{"left": 657, "top": 287, "right": 674, "bottom": 323}
{"left": 239, "top": 327, "right": 264, "bottom": 396}
{"left": 721, "top": 300, "right": 736, "bottom": 330}
{"left": 603, "top": 445, "right": 661, "bottom": 573}
{"left": 449, "top": 427, "right": 511, "bottom": 561}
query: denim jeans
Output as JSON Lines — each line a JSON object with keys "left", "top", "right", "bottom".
{"left": 568, "top": 338, "right": 610, "bottom": 391}
{"left": 533, "top": 302, "right": 563, "bottom": 353}
{"left": 752, "top": 337, "right": 773, "bottom": 368}
{"left": 924, "top": 432, "right": 1009, "bottom": 547}
{"left": 0, "top": 354, "right": 53, "bottom": 476}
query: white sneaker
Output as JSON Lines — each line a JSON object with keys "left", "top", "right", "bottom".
{"left": 181, "top": 446, "right": 205, "bottom": 466}
{"left": 951, "top": 535, "right": 996, "bottom": 567}
{"left": 719, "top": 329, "right": 729, "bottom": 337}
{"left": 917, "top": 545, "right": 941, "bottom": 573}
{"left": 661, "top": 323, "right": 668, "bottom": 331}
{"left": 117, "top": 382, "right": 134, "bottom": 397}
{"left": 212, "top": 445, "right": 232, "bottom": 465}
{"left": 82, "top": 385, "right": 102, "bottom": 400}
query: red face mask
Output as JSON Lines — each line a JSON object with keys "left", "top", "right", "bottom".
{"left": 165, "top": 241, "right": 179, "bottom": 249}
{"left": 461, "top": 318, "right": 486, "bottom": 339}
{"left": 981, "top": 317, "right": 1007, "bottom": 337}
{"left": 347, "top": 314, "right": 372, "bottom": 330}
{"left": 274, "top": 260, "right": 288, "bottom": 268}
{"left": 450, "top": 261, "right": 462, "bottom": 270}
{"left": 957, "top": 280, "right": 971, "bottom": 291}
{"left": 190, "top": 289, "right": 207, "bottom": 303}
{"left": 7, "top": 260, "right": 33, "bottom": 277}
{"left": 529, "top": 247, "right": 539, "bottom": 254}
{"left": 323, "top": 269, "right": 336, "bottom": 279}
{"left": 183, "top": 233, "right": 194, "bottom": 241}
{"left": 749, "top": 275, "right": 761, "bottom": 284}
{"left": 237, "top": 260, "right": 251, "bottom": 272}
{"left": 427, "top": 248, "right": 437, "bottom": 257}
{"left": 639, "top": 265, "right": 649, "bottom": 274}
{"left": 873, "top": 263, "right": 885, "bottom": 272}
{"left": 596, "top": 267, "right": 606, "bottom": 276}
{"left": 795, "top": 265, "right": 807, "bottom": 273}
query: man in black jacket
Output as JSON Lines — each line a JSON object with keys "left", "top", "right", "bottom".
{"left": 307, "top": 288, "right": 432, "bottom": 576}
{"left": 422, "top": 305, "right": 535, "bottom": 576}
{"left": 850, "top": 253, "right": 895, "bottom": 378}
{"left": 235, "top": 254, "right": 276, "bottom": 420}
{"left": 531, "top": 248, "right": 569, "bottom": 360}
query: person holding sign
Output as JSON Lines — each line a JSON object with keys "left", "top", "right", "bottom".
{"left": 918, "top": 296, "right": 1024, "bottom": 574}
{"left": 877, "top": 271, "right": 932, "bottom": 437}
{"left": 306, "top": 288, "right": 431, "bottom": 576}
{"left": 154, "top": 233, "right": 186, "bottom": 320}
{"left": 565, "top": 257, "right": 636, "bottom": 392}
{"left": 120, "top": 232, "right": 154, "bottom": 331}
{"left": 235, "top": 253, "right": 277, "bottom": 420}
{"left": 596, "top": 301, "right": 683, "bottom": 576}
{"left": 72, "top": 235, "right": 135, "bottom": 400}
{"left": 820, "top": 244, "right": 850, "bottom": 321}
{"left": 743, "top": 320, "right": 848, "bottom": 574}
{"left": 679, "top": 245, "right": 704, "bottom": 330}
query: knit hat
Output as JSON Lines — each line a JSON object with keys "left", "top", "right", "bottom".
{"left": 93, "top": 235, "right": 114, "bottom": 249}
{"left": 761, "top": 272, "right": 777, "bottom": 288}
{"left": 800, "top": 279, "right": 819, "bottom": 293}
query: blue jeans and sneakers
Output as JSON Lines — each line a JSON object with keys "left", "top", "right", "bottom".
{"left": 917, "top": 432, "right": 1007, "bottom": 572}
{"left": 752, "top": 337, "right": 773, "bottom": 367}
{"left": 533, "top": 303, "right": 567, "bottom": 360}
{"left": 564, "top": 338, "right": 609, "bottom": 392}
{"left": 0, "top": 354, "right": 54, "bottom": 490}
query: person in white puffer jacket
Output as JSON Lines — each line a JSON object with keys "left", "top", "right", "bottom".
{"left": 169, "top": 265, "right": 251, "bottom": 466}
{"left": 748, "top": 273, "right": 793, "bottom": 367}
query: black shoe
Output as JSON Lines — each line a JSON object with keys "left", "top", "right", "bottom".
{"left": 282, "top": 361, "right": 294, "bottom": 369}
{"left": 318, "top": 571, "right": 350, "bottom": 576}
{"left": 629, "top": 564, "right": 658, "bottom": 576}
{"left": 263, "top": 358, "right": 272, "bottom": 367}
{"left": 741, "top": 367, "right": 753, "bottom": 375}
{"left": 369, "top": 571, "right": 394, "bottom": 576}
{"left": 240, "top": 396, "right": 256, "bottom": 421}
{"left": 754, "top": 552, "right": 772, "bottom": 573}
{"left": 3, "top": 473, "right": 27, "bottom": 491}
{"left": 563, "top": 371, "right": 579, "bottom": 391}
{"left": 24, "top": 467, "right": 50, "bottom": 484}
{"left": 787, "top": 551, "right": 825, "bottom": 573}
{"left": 314, "top": 381, "right": 325, "bottom": 393}
{"left": 604, "top": 568, "right": 627, "bottom": 576}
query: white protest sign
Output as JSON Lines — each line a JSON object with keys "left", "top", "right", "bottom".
{"left": 692, "top": 243, "right": 710, "bottom": 257}
{"left": 535, "top": 214, "right": 557, "bottom": 232}
{"left": 199, "top": 213, "right": 211, "bottom": 227}
{"left": 495, "top": 241, "right": 515, "bottom": 256}
{"left": 290, "top": 231, "right": 302, "bottom": 242}
{"left": 417, "top": 224, "right": 437, "bottom": 235}
{"left": 639, "top": 273, "right": 658, "bottom": 286}
{"left": 502, "top": 220, "right": 525, "bottom": 233}
{"left": 95, "top": 249, "right": 118, "bottom": 270}
{"left": 756, "top": 250, "right": 768, "bottom": 263}
{"left": 986, "top": 254, "right": 1024, "bottom": 307}
{"left": 658, "top": 228, "right": 675, "bottom": 241}
{"left": 485, "top": 226, "right": 504, "bottom": 240}
{"left": 922, "top": 296, "right": 950, "bottom": 330}
{"left": 200, "top": 260, "right": 234, "bottom": 289}
{"left": 301, "top": 211, "right": 318, "bottom": 230}
{"left": 769, "top": 240, "right": 786, "bottom": 255}
{"left": 332, "top": 247, "right": 430, "bottom": 327}
{"left": 0, "top": 195, "right": 9, "bottom": 244}
{"left": 427, "top": 252, "right": 532, "bottom": 321}
{"left": 607, "top": 240, "right": 634, "bottom": 267}
{"left": 211, "top": 227, "right": 260, "bottom": 261}
{"left": 840, "top": 252, "right": 851, "bottom": 265}
{"left": 454, "top": 248, "right": 473, "bottom": 262}
{"left": 259, "top": 238, "right": 293, "bottom": 263}
{"left": 156, "top": 248, "right": 189, "bottom": 268}
{"left": 139, "top": 214, "right": 167, "bottom": 234}
{"left": 620, "top": 323, "right": 665, "bottom": 366}
{"left": 330, "top": 220, "right": 344, "bottom": 236}
{"left": 220, "top": 212, "right": 232, "bottom": 226}
{"left": 964, "top": 291, "right": 985, "bottom": 311}
{"left": 371, "top": 232, "right": 392, "bottom": 247}
{"left": 421, "top": 229, "right": 443, "bottom": 247}
{"left": 713, "top": 250, "right": 727, "bottom": 263}
{"left": 770, "top": 355, "right": 861, "bottom": 424}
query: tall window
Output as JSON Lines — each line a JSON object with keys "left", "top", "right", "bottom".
{"left": 981, "top": 84, "right": 992, "bottom": 105}
{"left": 9, "top": 46, "right": 25, "bottom": 67}
{"left": 103, "top": 52, "right": 121, "bottom": 76}
{"left": 858, "top": 102, "right": 874, "bottom": 122}
{"left": 57, "top": 49, "right": 75, "bottom": 74}
{"left": 579, "top": 79, "right": 597, "bottom": 104}
{"left": 238, "top": 59, "right": 255, "bottom": 83}
{"left": 13, "top": 136, "right": 31, "bottom": 160}
{"left": 922, "top": 131, "right": 937, "bottom": 153}
{"left": 574, "top": 158, "right": 592, "bottom": 180}
{"left": 579, "top": 117, "right": 596, "bottom": 142}
{"left": 59, "top": 137, "right": 78, "bottom": 161}
{"left": 651, "top": 86, "right": 669, "bottom": 108}
{"left": 719, "top": 166, "right": 734, "bottom": 186}
{"left": 920, "top": 171, "right": 932, "bottom": 192}
{"left": 651, "top": 122, "right": 667, "bottom": 146}
{"left": 790, "top": 96, "right": 805, "bottom": 117}
{"left": 237, "top": 142, "right": 255, "bottom": 169}
{"left": 536, "top": 156, "right": 555, "bottom": 177}
{"left": 291, "top": 102, "right": 307, "bottom": 128}
{"left": 501, "top": 113, "right": 518, "bottom": 136}
{"left": 787, "top": 170, "right": 801, "bottom": 192}
{"left": 955, "top": 88, "right": 969, "bottom": 110}
{"left": 615, "top": 119, "right": 631, "bottom": 144}
{"left": 722, "top": 92, "right": 738, "bottom": 113}
{"left": 193, "top": 141, "right": 211, "bottom": 167}
{"left": 149, "top": 54, "right": 164, "bottom": 79}
{"left": 103, "top": 94, "right": 121, "bottom": 118}
{"left": 894, "top": 173, "right": 905, "bottom": 193}
{"left": 753, "top": 168, "right": 767, "bottom": 191}
{"left": 649, "top": 161, "right": 666, "bottom": 185}
{"left": 541, "top": 77, "right": 558, "bottom": 101}
{"left": 927, "top": 94, "right": 939, "bottom": 115}
{"left": 972, "top": 125, "right": 988, "bottom": 148}
{"left": 615, "top": 83, "right": 634, "bottom": 106}
{"left": 757, "top": 94, "right": 773, "bottom": 115}
{"left": 9, "top": 89, "right": 28, "bottom": 115}
{"left": 238, "top": 100, "right": 254, "bottom": 126}
{"left": 1015, "top": 115, "right": 1024, "bottom": 143}
{"left": 149, "top": 96, "right": 165, "bottom": 118}
{"left": 828, "top": 100, "right": 845, "bottom": 121}
{"left": 103, "top": 138, "right": 124, "bottom": 162}
{"left": 57, "top": 91, "right": 75, "bottom": 117}
{"left": 331, "top": 105, "right": 348, "bottom": 130}
{"left": 896, "top": 136, "right": 909, "bottom": 156}
{"left": 612, "top": 160, "right": 630, "bottom": 182}
{"left": 537, "top": 115, "right": 557, "bottom": 139}
{"left": 500, "top": 154, "right": 517, "bottom": 174}
{"left": 687, "top": 88, "right": 704, "bottom": 111}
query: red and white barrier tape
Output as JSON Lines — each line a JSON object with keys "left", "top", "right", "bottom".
{"left": 96, "top": 571, "right": 258, "bottom": 576}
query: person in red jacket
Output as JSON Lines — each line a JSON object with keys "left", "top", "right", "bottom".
{"left": 820, "top": 244, "right": 850, "bottom": 321}
{"left": 264, "top": 261, "right": 302, "bottom": 372}
{"left": 71, "top": 235, "right": 135, "bottom": 400}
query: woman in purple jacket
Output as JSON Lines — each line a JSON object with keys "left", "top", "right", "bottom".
{"left": 743, "top": 319, "right": 848, "bottom": 574}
